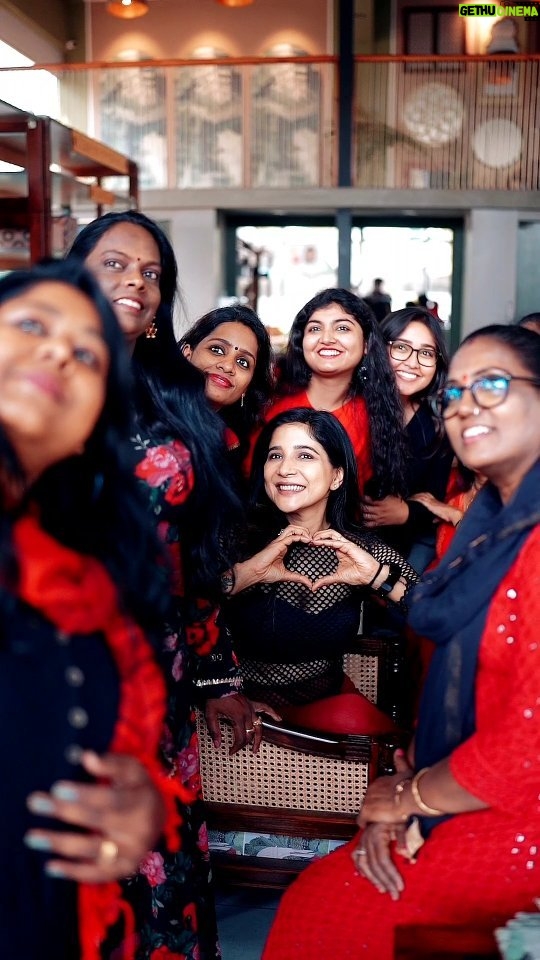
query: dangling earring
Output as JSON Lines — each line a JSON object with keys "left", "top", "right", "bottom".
{"left": 240, "top": 393, "right": 245, "bottom": 408}
{"left": 145, "top": 319, "right": 157, "bottom": 339}
{"left": 358, "top": 362, "right": 368, "bottom": 383}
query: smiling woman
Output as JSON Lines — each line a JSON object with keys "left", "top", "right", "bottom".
{"left": 262, "top": 325, "right": 540, "bottom": 960}
{"left": 69, "top": 212, "right": 254, "bottom": 960}
{"left": 223, "top": 408, "right": 418, "bottom": 734}
{"left": 363, "top": 307, "right": 452, "bottom": 573}
{"left": 179, "top": 304, "right": 273, "bottom": 463}
{"left": 256, "top": 288, "right": 408, "bottom": 500}
{"left": 82, "top": 221, "right": 162, "bottom": 350}
{"left": 0, "top": 260, "right": 178, "bottom": 960}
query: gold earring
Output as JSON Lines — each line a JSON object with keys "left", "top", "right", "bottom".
{"left": 145, "top": 319, "right": 157, "bottom": 339}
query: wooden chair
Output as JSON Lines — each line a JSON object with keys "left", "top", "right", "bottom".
{"left": 197, "top": 632, "right": 409, "bottom": 888}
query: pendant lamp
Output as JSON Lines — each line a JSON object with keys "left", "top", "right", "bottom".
{"left": 216, "top": 0, "right": 254, "bottom": 7}
{"left": 106, "top": 0, "right": 149, "bottom": 19}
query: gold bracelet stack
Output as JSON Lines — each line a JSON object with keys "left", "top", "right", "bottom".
{"left": 410, "top": 767, "right": 444, "bottom": 816}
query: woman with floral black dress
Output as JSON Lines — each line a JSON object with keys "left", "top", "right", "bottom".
{"left": 70, "top": 212, "right": 259, "bottom": 960}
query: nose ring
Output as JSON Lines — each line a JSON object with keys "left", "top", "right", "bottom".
{"left": 472, "top": 406, "right": 481, "bottom": 416}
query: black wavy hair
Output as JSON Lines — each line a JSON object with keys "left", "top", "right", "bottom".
{"left": 516, "top": 312, "right": 540, "bottom": 333}
{"left": 249, "top": 408, "right": 362, "bottom": 542}
{"left": 379, "top": 306, "right": 449, "bottom": 404}
{"left": 0, "top": 258, "right": 166, "bottom": 630}
{"left": 278, "top": 288, "right": 408, "bottom": 498}
{"left": 179, "top": 304, "right": 274, "bottom": 452}
{"left": 69, "top": 211, "right": 243, "bottom": 594}
{"left": 459, "top": 323, "right": 540, "bottom": 381}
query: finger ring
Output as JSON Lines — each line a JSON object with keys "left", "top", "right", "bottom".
{"left": 245, "top": 727, "right": 255, "bottom": 734}
{"left": 355, "top": 848, "right": 367, "bottom": 857}
{"left": 253, "top": 717, "right": 263, "bottom": 727}
{"left": 98, "top": 839, "right": 119, "bottom": 865}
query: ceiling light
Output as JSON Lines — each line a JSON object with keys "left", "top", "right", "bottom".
{"left": 106, "top": 0, "right": 149, "bottom": 18}
{"left": 216, "top": 0, "right": 254, "bottom": 7}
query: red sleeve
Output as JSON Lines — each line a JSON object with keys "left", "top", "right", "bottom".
{"left": 450, "top": 527, "right": 540, "bottom": 816}
{"left": 242, "top": 391, "right": 310, "bottom": 477}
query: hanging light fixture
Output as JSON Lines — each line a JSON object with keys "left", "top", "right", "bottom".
{"left": 216, "top": 0, "right": 254, "bottom": 7}
{"left": 106, "top": 0, "right": 149, "bottom": 19}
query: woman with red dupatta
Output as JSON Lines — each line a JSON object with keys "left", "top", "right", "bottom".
{"left": 0, "top": 260, "right": 178, "bottom": 960}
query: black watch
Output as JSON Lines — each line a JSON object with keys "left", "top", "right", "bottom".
{"left": 375, "top": 562, "right": 402, "bottom": 598}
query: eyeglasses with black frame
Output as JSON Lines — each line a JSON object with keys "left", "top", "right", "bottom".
{"left": 388, "top": 340, "right": 438, "bottom": 368}
{"left": 436, "top": 374, "right": 540, "bottom": 419}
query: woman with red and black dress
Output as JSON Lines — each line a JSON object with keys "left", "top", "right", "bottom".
{"left": 0, "top": 260, "right": 175, "bottom": 960}
{"left": 71, "top": 213, "right": 265, "bottom": 960}
{"left": 263, "top": 324, "right": 540, "bottom": 960}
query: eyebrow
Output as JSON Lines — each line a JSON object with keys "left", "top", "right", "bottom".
{"left": 395, "top": 338, "right": 436, "bottom": 349}
{"left": 210, "top": 337, "right": 257, "bottom": 362}
{"left": 268, "top": 444, "right": 321, "bottom": 455}
{"left": 448, "top": 368, "right": 513, "bottom": 381}
{"left": 25, "top": 299, "right": 107, "bottom": 342}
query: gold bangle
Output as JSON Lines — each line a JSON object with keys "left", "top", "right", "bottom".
{"left": 411, "top": 767, "right": 444, "bottom": 816}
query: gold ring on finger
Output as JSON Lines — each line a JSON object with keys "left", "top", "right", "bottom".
{"left": 98, "top": 839, "right": 119, "bottom": 865}
{"left": 245, "top": 727, "right": 255, "bottom": 734}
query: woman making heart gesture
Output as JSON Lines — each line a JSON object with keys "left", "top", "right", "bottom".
{"left": 222, "top": 409, "right": 418, "bottom": 734}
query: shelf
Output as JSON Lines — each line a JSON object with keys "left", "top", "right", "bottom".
{"left": 0, "top": 97, "right": 138, "bottom": 263}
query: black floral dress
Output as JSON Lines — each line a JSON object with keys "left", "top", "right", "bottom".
{"left": 124, "top": 433, "right": 241, "bottom": 960}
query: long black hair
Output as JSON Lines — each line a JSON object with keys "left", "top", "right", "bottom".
{"left": 379, "top": 306, "right": 449, "bottom": 404}
{"left": 278, "top": 288, "right": 408, "bottom": 498}
{"left": 249, "top": 408, "right": 362, "bottom": 542}
{"left": 460, "top": 322, "right": 540, "bottom": 379}
{"left": 69, "top": 211, "right": 242, "bottom": 594}
{"left": 179, "top": 304, "right": 274, "bottom": 452}
{"left": 0, "top": 259, "right": 166, "bottom": 630}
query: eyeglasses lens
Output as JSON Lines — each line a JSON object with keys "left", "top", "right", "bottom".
{"left": 389, "top": 342, "right": 437, "bottom": 367}
{"left": 440, "top": 377, "right": 509, "bottom": 418}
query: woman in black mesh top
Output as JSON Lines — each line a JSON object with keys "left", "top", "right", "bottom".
{"left": 222, "top": 409, "right": 418, "bottom": 735}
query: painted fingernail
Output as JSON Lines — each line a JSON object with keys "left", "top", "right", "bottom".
{"left": 51, "top": 783, "right": 79, "bottom": 802}
{"left": 24, "top": 833, "right": 53, "bottom": 851}
{"left": 27, "top": 796, "right": 55, "bottom": 815}
{"left": 45, "top": 863, "right": 66, "bottom": 878}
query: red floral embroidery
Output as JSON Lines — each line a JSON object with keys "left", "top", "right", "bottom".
{"left": 186, "top": 611, "right": 220, "bottom": 657}
{"left": 135, "top": 442, "right": 194, "bottom": 505}
{"left": 139, "top": 851, "right": 167, "bottom": 888}
{"left": 149, "top": 947, "right": 185, "bottom": 959}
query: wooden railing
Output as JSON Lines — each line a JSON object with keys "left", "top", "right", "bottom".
{"left": 0, "top": 54, "right": 538, "bottom": 192}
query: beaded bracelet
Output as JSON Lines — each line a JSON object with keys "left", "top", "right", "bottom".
{"left": 411, "top": 767, "right": 444, "bottom": 816}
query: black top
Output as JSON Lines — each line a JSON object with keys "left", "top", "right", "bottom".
{"left": 224, "top": 532, "right": 417, "bottom": 707}
{"left": 0, "top": 595, "right": 119, "bottom": 960}
{"left": 376, "top": 401, "right": 453, "bottom": 557}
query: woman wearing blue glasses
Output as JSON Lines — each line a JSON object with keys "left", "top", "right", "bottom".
{"left": 263, "top": 323, "right": 540, "bottom": 960}
{"left": 362, "top": 307, "right": 453, "bottom": 573}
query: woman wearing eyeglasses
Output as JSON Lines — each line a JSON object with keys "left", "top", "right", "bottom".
{"left": 362, "top": 307, "right": 453, "bottom": 573}
{"left": 262, "top": 323, "right": 540, "bottom": 960}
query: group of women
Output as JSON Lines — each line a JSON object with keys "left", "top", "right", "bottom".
{"left": 4, "top": 207, "right": 539, "bottom": 960}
